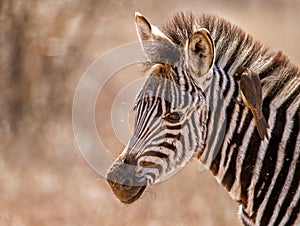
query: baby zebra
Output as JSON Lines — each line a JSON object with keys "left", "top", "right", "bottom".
{"left": 107, "top": 12, "right": 300, "bottom": 226}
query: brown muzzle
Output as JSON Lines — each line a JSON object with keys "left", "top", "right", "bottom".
{"left": 106, "top": 161, "right": 147, "bottom": 204}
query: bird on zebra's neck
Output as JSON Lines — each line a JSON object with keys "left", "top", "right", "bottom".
{"left": 234, "top": 67, "right": 269, "bottom": 140}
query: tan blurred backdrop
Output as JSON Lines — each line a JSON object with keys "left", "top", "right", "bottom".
{"left": 0, "top": 0, "right": 299, "bottom": 225}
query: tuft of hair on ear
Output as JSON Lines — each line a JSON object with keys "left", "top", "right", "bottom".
{"left": 186, "top": 28, "right": 215, "bottom": 77}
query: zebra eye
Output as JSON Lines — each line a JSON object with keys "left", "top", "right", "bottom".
{"left": 165, "top": 112, "right": 182, "bottom": 123}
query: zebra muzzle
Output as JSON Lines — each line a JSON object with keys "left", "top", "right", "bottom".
{"left": 106, "top": 162, "right": 147, "bottom": 204}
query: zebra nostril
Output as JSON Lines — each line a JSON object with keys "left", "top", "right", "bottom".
{"left": 122, "top": 179, "right": 133, "bottom": 191}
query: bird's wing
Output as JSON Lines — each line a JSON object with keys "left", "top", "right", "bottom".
{"left": 252, "top": 73, "right": 262, "bottom": 100}
{"left": 240, "top": 75, "right": 257, "bottom": 108}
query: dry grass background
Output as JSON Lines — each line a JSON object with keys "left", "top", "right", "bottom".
{"left": 0, "top": 0, "right": 299, "bottom": 225}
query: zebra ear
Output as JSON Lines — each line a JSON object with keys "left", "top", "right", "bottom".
{"left": 186, "top": 28, "right": 215, "bottom": 77}
{"left": 135, "top": 12, "right": 152, "bottom": 42}
{"left": 135, "top": 12, "right": 173, "bottom": 51}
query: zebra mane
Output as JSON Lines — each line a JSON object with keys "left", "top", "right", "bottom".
{"left": 159, "top": 12, "right": 299, "bottom": 82}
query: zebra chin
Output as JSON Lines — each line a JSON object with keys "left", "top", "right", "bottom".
{"left": 106, "top": 161, "right": 147, "bottom": 204}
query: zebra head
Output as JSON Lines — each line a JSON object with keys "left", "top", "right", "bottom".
{"left": 107, "top": 13, "right": 215, "bottom": 204}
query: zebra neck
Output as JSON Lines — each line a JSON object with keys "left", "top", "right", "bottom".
{"left": 195, "top": 17, "right": 278, "bottom": 171}
{"left": 198, "top": 66, "right": 237, "bottom": 169}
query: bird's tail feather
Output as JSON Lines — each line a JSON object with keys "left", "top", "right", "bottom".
{"left": 255, "top": 116, "right": 269, "bottom": 140}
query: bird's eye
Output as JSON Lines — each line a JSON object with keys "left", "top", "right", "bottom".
{"left": 165, "top": 112, "right": 182, "bottom": 123}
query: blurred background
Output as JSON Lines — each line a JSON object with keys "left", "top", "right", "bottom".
{"left": 0, "top": 0, "right": 299, "bottom": 225}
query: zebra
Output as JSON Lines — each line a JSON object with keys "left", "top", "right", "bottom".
{"left": 107, "top": 12, "right": 300, "bottom": 225}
